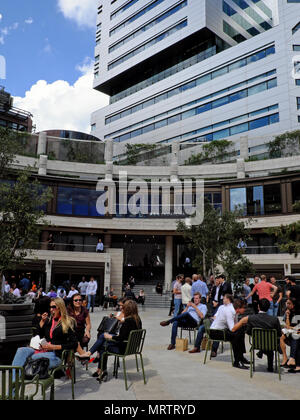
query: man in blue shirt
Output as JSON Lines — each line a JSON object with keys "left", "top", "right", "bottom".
{"left": 160, "top": 292, "right": 207, "bottom": 350}
{"left": 191, "top": 274, "right": 209, "bottom": 299}
{"left": 19, "top": 274, "right": 31, "bottom": 293}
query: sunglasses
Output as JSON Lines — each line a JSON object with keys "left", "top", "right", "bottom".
{"left": 50, "top": 305, "right": 57, "bottom": 309}
{"left": 74, "top": 299, "right": 82, "bottom": 302}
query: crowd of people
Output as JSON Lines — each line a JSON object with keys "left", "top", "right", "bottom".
{"left": 161, "top": 273, "right": 300, "bottom": 373}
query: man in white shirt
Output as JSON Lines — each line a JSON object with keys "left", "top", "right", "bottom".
{"left": 87, "top": 276, "right": 98, "bottom": 312}
{"left": 209, "top": 294, "right": 249, "bottom": 369}
{"left": 78, "top": 276, "right": 89, "bottom": 301}
{"left": 181, "top": 277, "right": 192, "bottom": 308}
{"left": 66, "top": 285, "right": 79, "bottom": 300}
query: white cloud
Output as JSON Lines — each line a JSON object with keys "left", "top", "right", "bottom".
{"left": 14, "top": 61, "right": 109, "bottom": 135}
{"left": 57, "top": 0, "right": 98, "bottom": 28}
{"left": 25, "top": 17, "right": 34, "bottom": 25}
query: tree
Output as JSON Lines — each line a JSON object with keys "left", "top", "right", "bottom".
{"left": 0, "top": 129, "right": 52, "bottom": 301}
{"left": 265, "top": 222, "right": 300, "bottom": 257}
{"left": 268, "top": 130, "right": 300, "bottom": 159}
{"left": 177, "top": 201, "right": 254, "bottom": 291}
{"left": 0, "top": 127, "right": 23, "bottom": 176}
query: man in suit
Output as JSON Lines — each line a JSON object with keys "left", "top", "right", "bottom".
{"left": 232, "top": 298, "right": 282, "bottom": 372}
{"left": 210, "top": 275, "right": 232, "bottom": 315}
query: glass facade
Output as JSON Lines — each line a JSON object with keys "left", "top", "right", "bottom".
{"left": 57, "top": 187, "right": 106, "bottom": 217}
{"left": 230, "top": 184, "right": 282, "bottom": 215}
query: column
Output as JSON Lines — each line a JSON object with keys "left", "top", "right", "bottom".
{"left": 37, "top": 132, "right": 47, "bottom": 156}
{"left": 38, "top": 155, "right": 48, "bottom": 176}
{"left": 239, "top": 136, "right": 249, "bottom": 160}
{"left": 164, "top": 236, "right": 173, "bottom": 291}
{"left": 45, "top": 260, "right": 52, "bottom": 291}
{"left": 104, "top": 234, "right": 112, "bottom": 251}
{"left": 104, "top": 254, "right": 111, "bottom": 294}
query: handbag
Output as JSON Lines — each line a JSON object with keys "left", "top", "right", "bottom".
{"left": 97, "top": 316, "right": 120, "bottom": 335}
{"left": 24, "top": 357, "right": 50, "bottom": 380}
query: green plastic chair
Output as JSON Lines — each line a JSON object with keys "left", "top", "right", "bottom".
{"left": 249, "top": 328, "right": 281, "bottom": 380}
{"left": 0, "top": 366, "right": 39, "bottom": 400}
{"left": 51, "top": 350, "right": 76, "bottom": 400}
{"left": 203, "top": 319, "right": 233, "bottom": 365}
{"left": 100, "top": 329, "right": 147, "bottom": 391}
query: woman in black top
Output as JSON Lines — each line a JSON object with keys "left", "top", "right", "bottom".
{"left": 81, "top": 300, "right": 142, "bottom": 381}
{"left": 12, "top": 298, "right": 78, "bottom": 372}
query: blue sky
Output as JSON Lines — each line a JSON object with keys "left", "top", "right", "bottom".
{"left": 0, "top": 0, "right": 108, "bottom": 133}
{"left": 0, "top": 0, "right": 96, "bottom": 96}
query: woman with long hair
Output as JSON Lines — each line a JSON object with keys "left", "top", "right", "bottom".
{"left": 68, "top": 293, "right": 91, "bottom": 355}
{"left": 12, "top": 298, "right": 78, "bottom": 371}
{"left": 79, "top": 300, "right": 142, "bottom": 381}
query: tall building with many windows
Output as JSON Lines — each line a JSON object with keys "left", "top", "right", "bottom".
{"left": 91, "top": 0, "right": 299, "bottom": 158}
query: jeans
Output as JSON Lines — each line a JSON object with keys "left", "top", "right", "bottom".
{"left": 87, "top": 295, "right": 95, "bottom": 312}
{"left": 173, "top": 299, "right": 182, "bottom": 318}
{"left": 98, "top": 342, "right": 122, "bottom": 370}
{"left": 12, "top": 347, "right": 61, "bottom": 381}
{"left": 195, "top": 325, "right": 206, "bottom": 349}
{"left": 169, "top": 313, "right": 197, "bottom": 346}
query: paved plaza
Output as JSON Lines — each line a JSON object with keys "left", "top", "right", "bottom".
{"left": 37, "top": 307, "right": 300, "bottom": 400}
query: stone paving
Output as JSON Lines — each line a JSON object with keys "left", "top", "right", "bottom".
{"left": 35, "top": 307, "right": 300, "bottom": 400}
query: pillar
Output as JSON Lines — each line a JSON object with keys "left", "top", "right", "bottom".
{"left": 170, "top": 141, "right": 179, "bottom": 182}
{"left": 45, "top": 260, "right": 52, "bottom": 291}
{"left": 239, "top": 136, "right": 249, "bottom": 160}
{"left": 104, "top": 234, "right": 112, "bottom": 250}
{"left": 38, "top": 155, "right": 48, "bottom": 176}
{"left": 164, "top": 236, "right": 173, "bottom": 291}
{"left": 105, "top": 139, "right": 114, "bottom": 181}
{"left": 104, "top": 254, "right": 111, "bottom": 294}
{"left": 236, "top": 158, "right": 246, "bottom": 179}
{"left": 37, "top": 132, "right": 47, "bottom": 156}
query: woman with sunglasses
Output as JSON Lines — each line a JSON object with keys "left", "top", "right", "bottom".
{"left": 68, "top": 293, "right": 91, "bottom": 355}
{"left": 12, "top": 298, "right": 78, "bottom": 372}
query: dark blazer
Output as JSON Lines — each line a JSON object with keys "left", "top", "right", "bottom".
{"left": 246, "top": 312, "right": 282, "bottom": 338}
{"left": 36, "top": 318, "right": 79, "bottom": 357}
{"left": 211, "top": 282, "right": 233, "bottom": 306}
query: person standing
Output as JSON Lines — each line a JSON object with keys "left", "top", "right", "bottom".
{"left": 96, "top": 239, "right": 104, "bottom": 253}
{"left": 78, "top": 276, "right": 89, "bottom": 302}
{"left": 243, "top": 278, "right": 252, "bottom": 308}
{"left": 270, "top": 275, "right": 283, "bottom": 317}
{"left": 246, "top": 275, "right": 277, "bottom": 316}
{"left": 191, "top": 274, "right": 209, "bottom": 300}
{"left": 181, "top": 277, "right": 192, "bottom": 309}
{"left": 250, "top": 275, "right": 260, "bottom": 314}
{"left": 19, "top": 274, "right": 31, "bottom": 293}
{"left": 173, "top": 275, "right": 183, "bottom": 317}
{"left": 87, "top": 276, "right": 98, "bottom": 313}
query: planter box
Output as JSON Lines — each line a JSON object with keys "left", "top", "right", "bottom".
{"left": 0, "top": 303, "right": 35, "bottom": 364}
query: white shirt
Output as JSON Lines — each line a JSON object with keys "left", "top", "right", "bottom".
{"left": 13, "top": 288, "right": 21, "bottom": 298}
{"left": 181, "top": 283, "right": 192, "bottom": 304}
{"left": 78, "top": 281, "right": 89, "bottom": 295}
{"left": 86, "top": 281, "right": 98, "bottom": 296}
{"left": 211, "top": 303, "right": 236, "bottom": 331}
{"left": 67, "top": 289, "right": 79, "bottom": 299}
{"left": 4, "top": 284, "right": 11, "bottom": 293}
{"left": 96, "top": 242, "right": 104, "bottom": 251}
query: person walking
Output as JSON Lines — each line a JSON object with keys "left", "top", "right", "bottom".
{"left": 245, "top": 275, "right": 278, "bottom": 316}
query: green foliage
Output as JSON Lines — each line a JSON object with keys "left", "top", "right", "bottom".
{"left": 0, "top": 129, "right": 52, "bottom": 298}
{"left": 177, "top": 201, "right": 253, "bottom": 290}
{"left": 184, "top": 140, "right": 233, "bottom": 165}
{"left": 125, "top": 143, "right": 157, "bottom": 165}
{"left": 0, "top": 127, "right": 23, "bottom": 176}
{"left": 268, "top": 130, "right": 300, "bottom": 159}
{"left": 265, "top": 222, "right": 300, "bottom": 257}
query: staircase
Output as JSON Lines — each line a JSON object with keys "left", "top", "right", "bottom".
{"left": 133, "top": 284, "right": 171, "bottom": 308}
